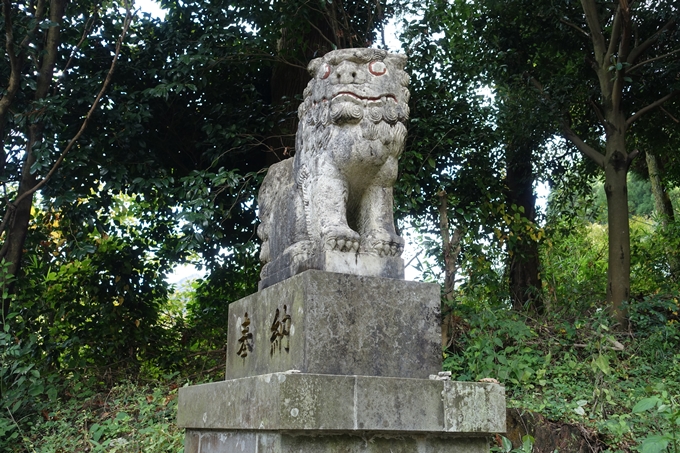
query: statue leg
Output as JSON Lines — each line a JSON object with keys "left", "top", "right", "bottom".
{"left": 308, "top": 174, "right": 361, "bottom": 253}
{"left": 357, "top": 158, "right": 404, "bottom": 257}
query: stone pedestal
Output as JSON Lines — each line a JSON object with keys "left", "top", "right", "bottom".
{"left": 178, "top": 271, "right": 506, "bottom": 452}
{"left": 227, "top": 271, "right": 440, "bottom": 379}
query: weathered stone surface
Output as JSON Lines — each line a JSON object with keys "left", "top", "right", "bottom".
{"left": 257, "top": 48, "right": 411, "bottom": 289}
{"left": 444, "top": 381, "right": 507, "bottom": 433}
{"left": 184, "top": 431, "right": 491, "bottom": 453}
{"left": 258, "top": 250, "right": 404, "bottom": 290}
{"left": 177, "top": 372, "right": 506, "bottom": 434}
{"left": 226, "top": 270, "right": 441, "bottom": 380}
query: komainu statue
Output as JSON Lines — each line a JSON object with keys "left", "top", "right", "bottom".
{"left": 257, "top": 48, "right": 410, "bottom": 289}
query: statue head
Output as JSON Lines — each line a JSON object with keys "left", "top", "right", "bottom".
{"left": 299, "top": 48, "right": 410, "bottom": 128}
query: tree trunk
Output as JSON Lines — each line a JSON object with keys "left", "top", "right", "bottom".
{"left": 437, "top": 191, "right": 462, "bottom": 349}
{"left": 0, "top": 0, "right": 66, "bottom": 318}
{"left": 603, "top": 129, "right": 631, "bottom": 326}
{"left": 505, "top": 142, "right": 543, "bottom": 313}
{"left": 266, "top": 27, "right": 333, "bottom": 165}
{"left": 437, "top": 191, "right": 462, "bottom": 301}
{"left": 646, "top": 151, "right": 679, "bottom": 277}
{"left": 646, "top": 152, "right": 676, "bottom": 224}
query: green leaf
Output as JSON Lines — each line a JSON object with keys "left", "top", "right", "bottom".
{"left": 639, "top": 435, "right": 671, "bottom": 453}
{"left": 633, "top": 397, "right": 660, "bottom": 413}
{"left": 501, "top": 435, "right": 513, "bottom": 452}
{"left": 47, "top": 386, "right": 58, "bottom": 401}
{"left": 592, "top": 354, "right": 611, "bottom": 375}
{"left": 11, "top": 400, "right": 23, "bottom": 413}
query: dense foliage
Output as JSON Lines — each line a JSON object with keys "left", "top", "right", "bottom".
{"left": 1, "top": 0, "right": 679, "bottom": 451}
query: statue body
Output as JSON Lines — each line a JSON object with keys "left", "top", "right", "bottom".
{"left": 257, "top": 48, "right": 410, "bottom": 289}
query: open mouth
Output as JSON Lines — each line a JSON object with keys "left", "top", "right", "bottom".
{"left": 331, "top": 92, "right": 398, "bottom": 103}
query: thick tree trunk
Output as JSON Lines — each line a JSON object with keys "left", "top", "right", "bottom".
{"left": 2, "top": 130, "right": 39, "bottom": 316}
{"left": 505, "top": 143, "right": 543, "bottom": 313}
{"left": 603, "top": 130, "right": 631, "bottom": 326}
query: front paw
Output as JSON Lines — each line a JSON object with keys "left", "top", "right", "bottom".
{"left": 322, "top": 228, "right": 360, "bottom": 253}
{"left": 362, "top": 231, "right": 404, "bottom": 257}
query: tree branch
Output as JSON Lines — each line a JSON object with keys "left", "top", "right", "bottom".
{"left": 0, "top": 0, "right": 22, "bottom": 121}
{"left": 18, "top": 0, "right": 45, "bottom": 49}
{"left": 659, "top": 105, "right": 679, "bottom": 124}
{"left": 0, "top": 2, "right": 133, "bottom": 236}
{"left": 61, "top": 7, "right": 98, "bottom": 74}
{"left": 626, "top": 17, "right": 676, "bottom": 64}
{"left": 605, "top": 5, "right": 623, "bottom": 63}
{"left": 561, "top": 123, "right": 606, "bottom": 168}
{"left": 627, "top": 48, "right": 680, "bottom": 73}
{"left": 589, "top": 99, "right": 611, "bottom": 133}
{"left": 560, "top": 17, "right": 590, "bottom": 38}
{"left": 580, "top": 0, "right": 606, "bottom": 65}
{"left": 626, "top": 91, "right": 678, "bottom": 126}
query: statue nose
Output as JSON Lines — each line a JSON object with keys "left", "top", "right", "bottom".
{"left": 334, "top": 63, "right": 363, "bottom": 84}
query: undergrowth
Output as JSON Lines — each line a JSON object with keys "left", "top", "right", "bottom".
{"left": 444, "top": 292, "right": 680, "bottom": 452}
{"left": 1, "top": 379, "right": 185, "bottom": 452}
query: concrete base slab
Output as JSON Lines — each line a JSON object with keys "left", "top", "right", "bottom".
{"left": 226, "top": 271, "right": 441, "bottom": 380}
{"left": 178, "top": 373, "right": 505, "bottom": 433}
{"left": 184, "top": 430, "right": 491, "bottom": 453}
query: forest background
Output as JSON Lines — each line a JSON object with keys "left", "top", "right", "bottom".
{"left": 1, "top": 0, "right": 679, "bottom": 451}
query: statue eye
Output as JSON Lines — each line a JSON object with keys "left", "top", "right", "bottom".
{"left": 368, "top": 61, "right": 387, "bottom": 76}
{"left": 319, "top": 63, "right": 331, "bottom": 79}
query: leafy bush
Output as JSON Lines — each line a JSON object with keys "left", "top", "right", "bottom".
{"left": 0, "top": 380, "right": 184, "bottom": 453}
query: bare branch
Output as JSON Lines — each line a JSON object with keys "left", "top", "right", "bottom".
{"left": 659, "top": 106, "right": 679, "bottom": 124}
{"left": 627, "top": 17, "right": 676, "bottom": 64}
{"left": 560, "top": 17, "right": 590, "bottom": 38}
{"left": 561, "top": 123, "right": 606, "bottom": 168}
{"left": 61, "top": 7, "right": 98, "bottom": 74}
{"left": 626, "top": 91, "right": 678, "bottom": 126}
{"left": 307, "top": 20, "right": 337, "bottom": 50}
{"left": 628, "top": 48, "right": 680, "bottom": 73}
{"left": 0, "top": 3, "right": 133, "bottom": 234}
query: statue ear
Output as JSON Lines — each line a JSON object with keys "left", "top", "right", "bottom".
{"left": 308, "top": 57, "right": 324, "bottom": 77}
{"left": 385, "top": 53, "right": 407, "bottom": 71}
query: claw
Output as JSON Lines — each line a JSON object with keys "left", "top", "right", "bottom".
{"left": 327, "top": 238, "right": 336, "bottom": 250}
{"left": 350, "top": 241, "right": 359, "bottom": 252}
{"left": 337, "top": 238, "right": 346, "bottom": 250}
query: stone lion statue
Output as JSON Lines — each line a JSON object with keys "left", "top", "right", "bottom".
{"left": 257, "top": 48, "right": 410, "bottom": 289}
